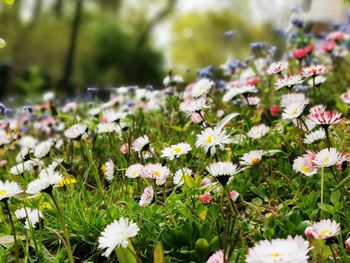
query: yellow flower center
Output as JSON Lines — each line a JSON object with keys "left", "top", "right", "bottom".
{"left": 250, "top": 157, "right": 261, "bottom": 166}
{"left": 271, "top": 252, "right": 283, "bottom": 258}
{"left": 323, "top": 157, "right": 329, "bottom": 164}
{"left": 0, "top": 189, "right": 7, "bottom": 197}
{"left": 153, "top": 170, "right": 161, "bottom": 177}
{"left": 301, "top": 165, "right": 310, "bottom": 173}
{"left": 58, "top": 177, "right": 77, "bottom": 187}
{"left": 173, "top": 147, "right": 182, "bottom": 154}
{"left": 101, "top": 164, "right": 107, "bottom": 174}
{"left": 291, "top": 108, "right": 298, "bottom": 116}
{"left": 206, "top": 136, "right": 213, "bottom": 144}
{"left": 319, "top": 229, "right": 332, "bottom": 238}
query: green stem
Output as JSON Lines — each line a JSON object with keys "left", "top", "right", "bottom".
{"left": 48, "top": 192, "right": 74, "bottom": 263}
{"left": 81, "top": 140, "right": 104, "bottom": 193}
{"left": 321, "top": 167, "right": 324, "bottom": 206}
{"left": 4, "top": 200, "right": 19, "bottom": 263}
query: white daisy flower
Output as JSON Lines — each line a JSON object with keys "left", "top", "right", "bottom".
{"left": 282, "top": 103, "right": 306, "bottom": 119}
{"left": 163, "top": 75, "right": 183, "bottom": 86}
{"left": 141, "top": 163, "right": 170, "bottom": 185}
{"left": 101, "top": 110, "right": 127, "bottom": 123}
{"left": 132, "top": 135, "right": 149, "bottom": 153}
{"left": 15, "top": 207, "right": 43, "bottom": 229}
{"left": 293, "top": 156, "right": 318, "bottom": 176}
{"left": 19, "top": 136, "right": 37, "bottom": 149}
{"left": 0, "top": 180, "right": 22, "bottom": 201}
{"left": 26, "top": 170, "right": 63, "bottom": 195}
{"left": 207, "top": 250, "right": 226, "bottom": 263}
{"left": 64, "top": 124, "right": 87, "bottom": 140}
{"left": 161, "top": 143, "right": 192, "bottom": 160}
{"left": 10, "top": 160, "right": 43, "bottom": 175}
{"left": 247, "top": 124, "right": 269, "bottom": 139}
{"left": 191, "top": 78, "right": 213, "bottom": 98}
{"left": 304, "top": 129, "right": 326, "bottom": 144}
{"left": 98, "top": 217, "right": 139, "bottom": 257}
{"left": 102, "top": 160, "right": 114, "bottom": 182}
{"left": 16, "top": 147, "right": 31, "bottom": 163}
{"left": 275, "top": 75, "right": 303, "bottom": 91}
{"left": 246, "top": 235, "right": 310, "bottom": 263}
{"left": 0, "top": 129, "right": 10, "bottom": 146}
{"left": 313, "top": 148, "right": 340, "bottom": 168}
{"left": 173, "top": 168, "right": 192, "bottom": 186}
{"left": 308, "top": 219, "right": 340, "bottom": 240}
{"left": 88, "top": 107, "right": 101, "bottom": 117}
{"left": 125, "top": 164, "right": 143, "bottom": 179}
{"left": 266, "top": 61, "right": 288, "bottom": 75}
{"left": 179, "top": 98, "right": 210, "bottom": 117}
{"left": 34, "top": 140, "right": 52, "bottom": 159}
{"left": 222, "top": 85, "right": 257, "bottom": 102}
{"left": 195, "top": 127, "right": 232, "bottom": 156}
{"left": 280, "top": 93, "right": 309, "bottom": 108}
{"left": 139, "top": 186, "right": 154, "bottom": 207}
{"left": 97, "top": 122, "right": 120, "bottom": 134}
{"left": 240, "top": 150, "right": 263, "bottom": 167}
{"left": 42, "top": 91, "right": 55, "bottom": 102}
{"left": 206, "top": 162, "right": 240, "bottom": 185}
{"left": 308, "top": 75, "right": 326, "bottom": 86}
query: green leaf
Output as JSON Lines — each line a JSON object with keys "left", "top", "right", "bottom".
{"left": 184, "top": 174, "right": 195, "bottom": 187}
{"left": 0, "top": 38, "right": 5, "bottom": 48}
{"left": 115, "top": 243, "right": 137, "bottom": 263}
{"left": 1, "top": 0, "right": 15, "bottom": 5}
{"left": 153, "top": 242, "right": 164, "bottom": 263}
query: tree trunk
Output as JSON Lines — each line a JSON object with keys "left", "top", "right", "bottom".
{"left": 53, "top": 0, "right": 64, "bottom": 18}
{"left": 59, "top": 0, "right": 83, "bottom": 95}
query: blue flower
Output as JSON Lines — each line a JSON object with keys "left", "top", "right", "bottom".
{"left": 223, "top": 30, "right": 235, "bottom": 39}
{"left": 291, "top": 17, "right": 304, "bottom": 28}
{"left": 87, "top": 86, "right": 99, "bottom": 95}
{"left": 197, "top": 65, "right": 214, "bottom": 78}
{"left": 250, "top": 42, "right": 265, "bottom": 51}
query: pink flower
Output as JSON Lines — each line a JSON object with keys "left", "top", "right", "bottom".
{"left": 336, "top": 152, "right": 350, "bottom": 171}
{"left": 340, "top": 89, "right": 350, "bottom": 104}
{"left": 0, "top": 160, "right": 7, "bottom": 167}
{"left": 229, "top": 191, "right": 240, "bottom": 202}
{"left": 310, "top": 105, "right": 326, "bottom": 115}
{"left": 292, "top": 45, "right": 313, "bottom": 59}
{"left": 190, "top": 112, "right": 204, "bottom": 124}
{"left": 345, "top": 237, "right": 350, "bottom": 250}
{"left": 207, "top": 250, "right": 226, "bottom": 263}
{"left": 266, "top": 62, "right": 288, "bottom": 75}
{"left": 216, "top": 110, "right": 225, "bottom": 118}
{"left": 199, "top": 192, "right": 213, "bottom": 204}
{"left": 308, "top": 110, "right": 343, "bottom": 126}
{"left": 245, "top": 76, "right": 261, "bottom": 86}
{"left": 327, "top": 31, "right": 345, "bottom": 42}
{"left": 321, "top": 41, "right": 336, "bottom": 52}
{"left": 304, "top": 226, "right": 316, "bottom": 239}
{"left": 270, "top": 105, "right": 280, "bottom": 116}
{"left": 293, "top": 49, "right": 308, "bottom": 59}
{"left": 301, "top": 65, "right": 327, "bottom": 77}
{"left": 120, "top": 143, "right": 129, "bottom": 154}
{"left": 139, "top": 186, "right": 154, "bottom": 207}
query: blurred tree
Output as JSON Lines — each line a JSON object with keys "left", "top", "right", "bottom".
{"left": 169, "top": 10, "right": 283, "bottom": 76}
{"left": 60, "top": 0, "right": 83, "bottom": 95}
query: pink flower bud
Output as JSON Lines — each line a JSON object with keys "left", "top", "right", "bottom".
{"left": 190, "top": 112, "right": 203, "bottom": 124}
{"left": 305, "top": 226, "right": 316, "bottom": 238}
{"left": 199, "top": 192, "right": 213, "bottom": 204}
{"left": 229, "top": 191, "right": 240, "bottom": 202}
{"left": 345, "top": 237, "right": 350, "bottom": 250}
{"left": 216, "top": 110, "right": 225, "bottom": 118}
{"left": 120, "top": 143, "right": 129, "bottom": 154}
{"left": 270, "top": 105, "right": 280, "bottom": 116}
